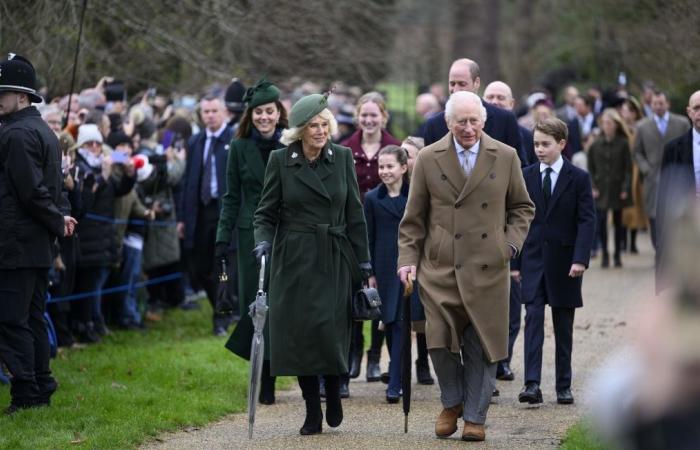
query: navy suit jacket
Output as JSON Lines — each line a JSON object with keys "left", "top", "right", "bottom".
{"left": 657, "top": 129, "right": 697, "bottom": 270}
{"left": 180, "top": 126, "right": 234, "bottom": 249}
{"left": 422, "top": 101, "right": 523, "bottom": 159}
{"left": 519, "top": 125, "right": 536, "bottom": 167}
{"left": 512, "top": 159, "right": 596, "bottom": 308}
{"left": 364, "top": 182, "right": 424, "bottom": 324}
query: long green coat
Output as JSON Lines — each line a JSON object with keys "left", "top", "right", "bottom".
{"left": 254, "top": 141, "right": 370, "bottom": 376}
{"left": 216, "top": 137, "right": 280, "bottom": 360}
{"left": 588, "top": 135, "right": 633, "bottom": 210}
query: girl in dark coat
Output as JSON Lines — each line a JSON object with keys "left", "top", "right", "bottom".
{"left": 365, "top": 145, "right": 424, "bottom": 403}
{"left": 341, "top": 92, "right": 401, "bottom": 387}
{"left": 588, "top": 108, "right": 633, "bottom": 268}
{"left": 215, "top": 79, "right": 288, "bottom": 405}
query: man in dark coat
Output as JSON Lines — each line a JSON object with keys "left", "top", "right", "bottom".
{"left": 483, "top": 80, "right": 536, "bottom": 381}
{"left": 0, "top": 54, "right": 76, "bottom": 413}
{"left": 656, "top": 89, "right": 700, "bottom": 291}
{"left": 178, "top": 95, "right": 236, "bottom": 335}
{"left": 421, "top": 59, "right": 522, "bottom": 155}
{"left": 512, "top": 117, "right": 595, "bottom": 406}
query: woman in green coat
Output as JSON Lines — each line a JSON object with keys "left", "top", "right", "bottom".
{"left": 215, "top": 79, "right": 288, "bottom": 404}
{"left": 253, "top": 94, "right": 371, "bottom": 435}
{"left": 588, "top": 108, "right": 633, "bottom": 268}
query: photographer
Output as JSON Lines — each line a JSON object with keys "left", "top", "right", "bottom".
{"left": 134, "top": 128, "right": 186, "bottom": 315}
{"left": 71, "top": 124, "right": 135, "bottom": 343}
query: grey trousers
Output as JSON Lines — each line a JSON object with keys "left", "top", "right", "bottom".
{"left": 429, "top": 324, "right": 497, "bottom": 424}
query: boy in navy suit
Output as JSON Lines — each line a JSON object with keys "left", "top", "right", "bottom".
{"left": 511, "top": 117, "right": 595, "bottom": 405}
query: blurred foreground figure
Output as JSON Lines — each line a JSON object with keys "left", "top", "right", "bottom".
{"left": 589, "top": 199, "right": 700, "bottom": 450}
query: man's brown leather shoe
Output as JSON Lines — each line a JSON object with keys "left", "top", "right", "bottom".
{"left": 435, "top": 404, "right": 463, "bottom": 437}
{"left": 462, "top": 421, "right": 486, "bottom": 441}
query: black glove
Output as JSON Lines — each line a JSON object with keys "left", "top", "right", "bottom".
{"left": 359, "top": 262, "right": 373, "bottom": 282}
{"left": 253, "top": 241, "right": 271, "bottom": 263}
{"left": 215, "top": 242, "right": 229, "bottom": 262}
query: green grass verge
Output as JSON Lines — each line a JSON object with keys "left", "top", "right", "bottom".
{"left": 560, "top": 421, "right": 612, "bottom": 450}
{"left": 0, "top": 303, "right": 287, "bottom": 449}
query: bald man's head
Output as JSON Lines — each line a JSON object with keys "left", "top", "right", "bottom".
{"left": 483, "top": 81, "right": 514, "bottom": 111}
{"left": 416, "top": 93, "right": 441, "bottom": 118}
{"left": 448, "top": 58, "right": 481, "bottom": 95}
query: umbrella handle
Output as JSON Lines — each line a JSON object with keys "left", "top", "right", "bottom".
{"left": 219, "top": 258, "right": 228, "bottom": 282}
{"left": 403, "top": 277, "right": 413, "bottom": 297}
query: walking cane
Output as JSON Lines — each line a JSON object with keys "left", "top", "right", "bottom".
{"left": 401, "top": 277, "right": 413, "bottom": 432}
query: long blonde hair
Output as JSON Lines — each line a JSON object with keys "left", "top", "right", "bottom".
{"left": 599, "top": 108, "right": 633, "bottom": 145}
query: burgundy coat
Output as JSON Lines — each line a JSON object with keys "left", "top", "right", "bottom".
{"left": 341, "top": 129, "right": 401, "bottom": 201}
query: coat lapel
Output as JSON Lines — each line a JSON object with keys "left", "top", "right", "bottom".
{"left": 286, "top": 142, "right": 331, "bottom": 202}
{"left": 434, "top": 133, "right": 466, "bottom": 197}
{"left": 456, "top": 133, "right": 497, "bottom": 204}
{"left": 240, "top": 139, "right": 266, "bottom": 184}
{"left": 546, "top": 160, "right": 573, "bottom": 216}
{"left": 376, "top": 184, "right": 405, "bottom": 219}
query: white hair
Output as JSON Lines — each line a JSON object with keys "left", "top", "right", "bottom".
{"left": 280, "top": 108, "right": 338, "bottom": 145}
{"left": 445, "top": 91, "right": 487, "bottom": 122}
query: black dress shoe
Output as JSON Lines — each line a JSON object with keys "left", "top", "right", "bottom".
{"left": 386, "top": 391, "right": 400, "bottom": 403}
{"left": 492, "top": 388, "right": 499, "bottom": 397}
{"left": 518, "top": 382, "right": 543, "bottom": 404}
{"left": 496, "top": 361, "right": 515, "bottom": 381}
{"left": 380, "top": 372, "right": 390, "bottom": 384}
{"left": 614, "top": 255, "right": 622, "bottom": 268}
{"left": 416, "top": 360, "right": 435, "bottom": 385}
{"left": 556, "top": 388, "right": 574, "bottom": 404}
{"left": 601, "top": 254, "right": 610, "bottom": 268}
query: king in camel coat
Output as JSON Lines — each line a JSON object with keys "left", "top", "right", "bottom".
{"left": 398, "top": 131, "right": 534, "bottom": 363}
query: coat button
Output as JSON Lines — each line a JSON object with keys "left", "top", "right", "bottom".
{"left": 441, "top": 174, "right": 447, "bottom": 180}
{"left": 455, "top": 264, "right": 462, "bottom": 269}
{"left": 481, "top": 264, "right": 488, "bottom": 270}
{"left": 489, "top": 173, "right": 496, "bottom": 179}
{"left": 455, "top": 233, "right": 462, "bottom": 239}
{"left": 455, "top": 203, "right": 461, "bottom": 209}
{"left": 481, "top": 202, "right": 488, "bottom": 209}
{"left": 481, "top": 233, "right": 487, "bottom": 239}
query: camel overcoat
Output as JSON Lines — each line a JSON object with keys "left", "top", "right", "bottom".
{"left": 397, "top": 132, "right": 534, "bottom": 363}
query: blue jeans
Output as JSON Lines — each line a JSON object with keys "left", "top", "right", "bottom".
{"left": 118, "top": 244, "right": 143, "bottom": 325}
{"left": 90, "top": 267, "right": 111, "bottom": 324}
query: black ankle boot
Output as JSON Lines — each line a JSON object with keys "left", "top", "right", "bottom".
{"left": 601, "top": 253, "right": 610, "bottom": 268}
{"left": 259, "top": 360, "right": 276, "bottom": 405}
{"left": 323, "top": 375, "right": 343, "bottom": 427}
{"left": 366, "top": 351, "right": 381, "bottom": 382}
{"left": 298, "top": 376, "right": 322, "bottom": 435}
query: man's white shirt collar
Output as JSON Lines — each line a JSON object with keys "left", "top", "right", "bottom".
{"left": 453, "top": 137, "right": 480, "bottom": 156}
{"left": 540, "top": 155, "right": 564, "bottom": 174}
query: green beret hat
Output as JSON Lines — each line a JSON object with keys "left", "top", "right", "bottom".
{"left": 243, "top": 78, "right": 280, "bottom": 109}
{"left": 289, "top": 93, "right": 328, "bottom": 128}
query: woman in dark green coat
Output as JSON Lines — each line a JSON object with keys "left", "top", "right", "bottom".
{"left": 253, "top": 94, "right": 371, "bottom": 435}
{"left": 588, "top": 108, "right": 633, "bottom": 268}
{"left": 215, "top": 79, "right": 288, "bottom": 404}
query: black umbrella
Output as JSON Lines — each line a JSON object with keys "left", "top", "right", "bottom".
{"left": 401, "top": 277, "right": 414, "bottom": 433}
{"left": 214, "top": 259, "right": 236, "bottom": 315}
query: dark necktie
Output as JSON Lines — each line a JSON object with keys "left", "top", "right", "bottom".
{"left": 200, "top": 135, "right": 215, "bottom": 205}
{"left": 543, "top": 167, "right": 553, "bottom": 207}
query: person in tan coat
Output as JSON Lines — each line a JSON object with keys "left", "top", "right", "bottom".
{"left": 398, "top": 91, "right": 534, "bottom": 441}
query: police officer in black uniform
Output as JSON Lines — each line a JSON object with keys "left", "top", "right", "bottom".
{"left": 0, "top": 53, "right": 76, "bottom": 414}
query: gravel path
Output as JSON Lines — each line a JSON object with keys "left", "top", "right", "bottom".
{"left": 143, "top": 237, "right": 653, "bottom": 449}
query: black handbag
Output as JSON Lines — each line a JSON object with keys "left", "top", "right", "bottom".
{"left": 214, "top": 259, "right": 237, "bottom": 315}
{"left": 352, "top": 287, "right": 382, "bottom": 321}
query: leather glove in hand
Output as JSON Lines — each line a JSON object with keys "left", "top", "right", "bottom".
{"left": 253, "top": 241, "right": 271, "bottom": 263}
{"left": 359, "top": 262, "right": 373, "bottom": 282}
{"left": 214, "top": 242, "right": 229, "bottom": 264}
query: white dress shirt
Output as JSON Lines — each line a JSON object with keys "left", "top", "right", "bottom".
{"left": 203, "top": 122, "right": 228, "bottom": 198}
{"left": 453, "top": 137, "right": 480, "bottom": 176}
{"left": 654, "top": 111, "right": 670, "bottom": 136}
{"left": 540, "top": 155, "right": 564, "bottom": 194}
{"left": 578, "top": 113, "right": 595, "bottom": 138}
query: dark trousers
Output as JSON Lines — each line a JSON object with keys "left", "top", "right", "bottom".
{"left": 0, "top": 268, "right": 56, "bottom": 406}
{"left": 187, "top": 201, "right": 237, "bottom": 328}
{"left": 507, "top": 278, "right": 522, "bottom": 363}
{"left": 597, "top": 209, "right": 624, "bottom": 257}
{"left": 649, "top": 217, "right": 657, "bottom": 250}
{"left": 523, "top": 280, "right": 575, "bottom": 391}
